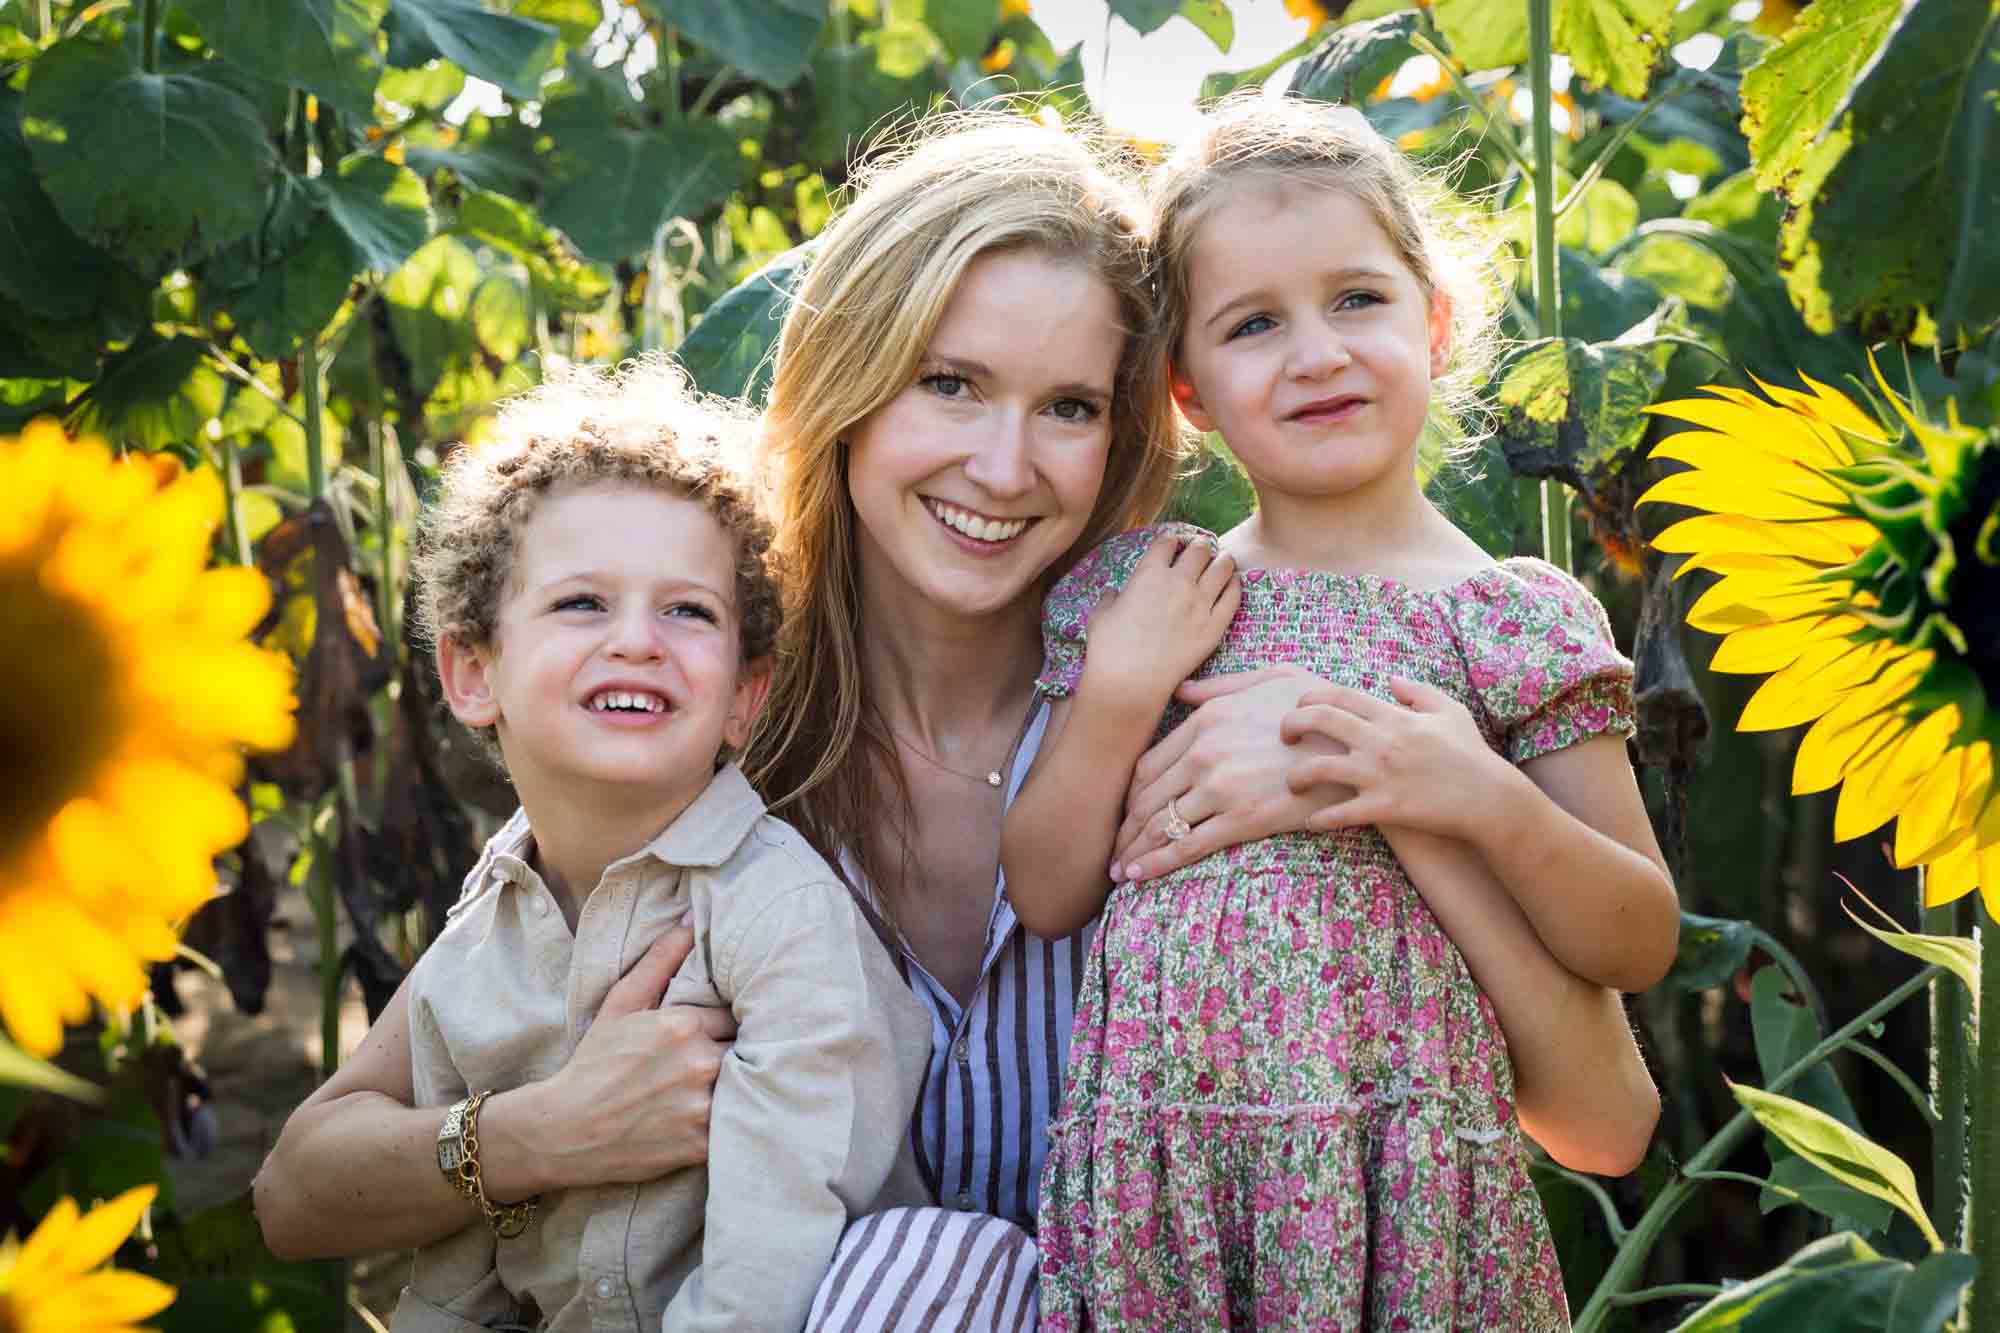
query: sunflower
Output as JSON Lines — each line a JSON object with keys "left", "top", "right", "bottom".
{"left": 0, "top": 421, "right": 295, "bottom": 1057}
{"left": 0, "top": 1186, "right": 175, "bottom": 1331}
{"left": 1639, "top": 363, "right": 2000, "bottom": 916}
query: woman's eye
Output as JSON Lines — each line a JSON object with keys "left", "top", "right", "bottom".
{"left": 1228, "top": 314, "right": 1275, "bottom": 340}
{"left": 1048, "top": 397, "right": 1101, "bottom": 424}
{"left": 554, "top": 594, "right": 603, "bottom": 612}
{"left": 920, "top": 372, "right": 970, "bottom": 400}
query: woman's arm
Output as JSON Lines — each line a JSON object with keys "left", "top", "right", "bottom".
{"left": 253, "top": 926, "right": 734, "bottom": 1259}
{"left": 1387, "top": 829, "right": 1659, "bottom": 1175}
{"left": 1285, "top": 678, "right": 1679, "bottom": 993}
{"left": 1002, "top": 537, "right": 1237, "bottom": 938}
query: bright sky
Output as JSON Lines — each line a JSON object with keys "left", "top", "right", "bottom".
{"left": 1034, "top": 2, "right": 1322, "bottom": 143}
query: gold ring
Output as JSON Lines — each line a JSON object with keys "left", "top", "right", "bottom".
{"left": 1163, "top": 796, "right": 1192, "bottom": 842}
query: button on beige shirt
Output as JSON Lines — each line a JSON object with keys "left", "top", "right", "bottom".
{"left": 391, "top": 765, "right": 934, "bottom": 1332}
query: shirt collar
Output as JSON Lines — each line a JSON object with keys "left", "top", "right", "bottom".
{"left": 483, "top": 764, "right": 768, "bottom": 891}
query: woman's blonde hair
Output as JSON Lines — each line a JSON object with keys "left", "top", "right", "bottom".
{"left": 1148, "top": 93, "right": 1502, "bottom": 428}
{"left": 743, "top": 108, "right": 1186, "bottom": 919}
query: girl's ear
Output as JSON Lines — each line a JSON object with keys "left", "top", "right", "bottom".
{"left": 724, "top": 655, "right": 776, "bottom": 751}
{"left": 1427, "top": 289, "right": 1453, "bottom": 379}
{"left": 1169, "top": 364, "right": 1217, "bottom": 434}
{"left": 437, "top": 635, "right": 500, "bottom": 728}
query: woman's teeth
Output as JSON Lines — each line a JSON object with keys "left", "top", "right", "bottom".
{"left": 927, "top": 500, "right": 1029, "bottom": 543}
{"left": 589, "top": 691, "right": 666, "bottom": 713}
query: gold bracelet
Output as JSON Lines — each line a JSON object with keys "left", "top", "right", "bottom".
{"left": 455, "top": 1089, "right": 539, "bottom": 1239}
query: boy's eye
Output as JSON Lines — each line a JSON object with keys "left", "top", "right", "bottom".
{"left": 554, "top": 594, "right": 604, "bottom": 612}
{"left": 668, "top": 601, "right": 720, "bottom": 624}
{"left": 1227, "top": 314, "right": 1275, "bottom": 340}
{"left": 920, "top": 372, "right": 971, "bottom": 400}
{"left": 1047, "top": 397, "right": 1102, "bottom": 424}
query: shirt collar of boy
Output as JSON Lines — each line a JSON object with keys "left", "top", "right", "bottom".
{"left": 483, "top": 763, "right": 768, "bottom": 897}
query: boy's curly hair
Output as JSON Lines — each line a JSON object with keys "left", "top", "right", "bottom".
{"left": 412, "top": 357, "right": 780, "bottom": 672}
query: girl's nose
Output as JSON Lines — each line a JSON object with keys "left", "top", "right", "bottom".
{"left": 1286, "top": 320, "right": 1351, "bottom": 380}
{"left": 961, "top": 412, "right": 1036, "bottom": 500}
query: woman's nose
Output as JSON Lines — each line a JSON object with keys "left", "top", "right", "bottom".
{"left": 961, "top": 413, "right": 1036, "bottom": 499}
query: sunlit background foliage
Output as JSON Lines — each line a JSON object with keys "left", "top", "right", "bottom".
{"left": 0, "top": 0, "right": 1995, "bottom": 1327}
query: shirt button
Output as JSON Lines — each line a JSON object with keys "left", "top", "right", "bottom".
{"left": 594, "top": 1277, "right": 617, "bottom": 1300}
{"left": 953, "top": 1037, "right": 969, "bottom": 1063}
{"left": 530, "top": 895, "right": 549, "bottom": 916}
{"left": 955, "top": 1190, "right": 972, "bottom": 1210}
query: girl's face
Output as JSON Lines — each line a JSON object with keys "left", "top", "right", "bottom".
{"left": 1173, "top": 178, "right": 1448, "bottom": 513}
{"left": 846, "top": 247, "right": 1123, "bottom": 622}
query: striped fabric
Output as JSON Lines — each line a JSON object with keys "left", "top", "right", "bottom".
{"left": 808, "top": 703, "right": 1092, "bottom": 1328}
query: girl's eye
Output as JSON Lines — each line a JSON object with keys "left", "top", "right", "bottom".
{"left": 1227, "top": 314, "right": 1275, "bottom": 340}
{"left": 1048, "top": 397, "right": 1102, "bottom": 424}
{"left": 1335, "top": 290, "right": 1385, "bottom": 312}
{"left": 920, "top": 372, "right": 971, "bottom": 400}
{"left": 668, "top": 602, "right": 719, "bottom": 624}
{"left": 554, "top": 594, "right": 603, "bottom": 612}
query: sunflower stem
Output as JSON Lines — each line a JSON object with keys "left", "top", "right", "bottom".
{"left": 307, "top": 830, "right": 342, "bottom": 1079}
{"left": 1970, "top": 916, "right": 1999, "bottom": 1328}
{"left": 219, "top": 433, "right": 251, "bottom": 567}
{"left": 302, "top": 336, "right": 328, "bottom": 502}
{"left": 1526, "top": 0, "right": 1570, "bottom": 573}
{"left": 1928, "top": 884, "right": 1972, "bottom": 1247}
{"left": 1574, "top": 965, "right": 1941, "bottom": 1332}
{"left": 370, "top": 416, "right": 397, "bottom": 650}
{"left": 140, "top": 0, "right": 160, "bottom": 73}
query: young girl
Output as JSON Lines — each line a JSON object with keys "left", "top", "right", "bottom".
{"left": 1002, "top": 98, "right": 1679, "bottom": 1329}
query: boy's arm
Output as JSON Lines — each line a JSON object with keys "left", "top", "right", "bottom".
{"left": 1003, "top": 535, "right": 1238, "bottom": 939}
{"left": 1385, "top": 827, "right": 1659, "bottom": 1176}
{"left": 663, "top": 880, "right": 932, "bottom": 1332}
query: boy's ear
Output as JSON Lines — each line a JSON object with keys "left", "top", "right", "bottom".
{"left": 1169, "top": 364, "right": 1216, "bottom": 434}
{"left": 1427, "top": 289, "right": 1453, "bottom": 379}
{"left": 724, "top": 654, "right": 775, "bottom": 752}
{"left": 437, "top": 635, "right": 500, "bottom": 728}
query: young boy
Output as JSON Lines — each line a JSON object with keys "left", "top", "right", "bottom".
{"left": 392, "top": 360, "right": 931, "bottom": 1331}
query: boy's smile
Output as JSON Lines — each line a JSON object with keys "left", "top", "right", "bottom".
{"left": 440, "top": 481, "right": 768, "bottom": 828}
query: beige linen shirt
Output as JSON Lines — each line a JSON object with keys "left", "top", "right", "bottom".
{"left": 390, "top": 765, "right": 934, "bottom": 1332}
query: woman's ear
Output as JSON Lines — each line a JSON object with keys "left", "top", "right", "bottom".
{"left": 437, "top": 635, "right": 500, "bottom": 728}
{"left": 1427, "top": 289, "right": 1453, "bottom": 380}
{"left": 1170, "top": 364, "right": 1216, "bottom": 433}
{"left": 724, "top": 655, "right": 776, "bottom": 752}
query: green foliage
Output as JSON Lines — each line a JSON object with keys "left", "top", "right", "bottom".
{"left": 176, "top": 0, "right": 393, "bottom": 119}
{"left": 1432, "top": 0, "right": 1676, "bottom": 98}
{"left": 1671, "top": 1233, "right": 1973, "bottom": 1331}
{"left": 1738, "top": 0, "right": 1902, "bottom": 192}
{"left": 1662, "top": 910, "right": 1756, "bottom": 991}
{"left": 654, "top": 0, "right": 826, "bottom": 90}
{"left": 1290, "top": 11, "right": 1420, "bottom": 105}
{"left": 150, "top": 1195, "right": 346, "bottom": 1333}
{"left": 678, "top": 242, "right": 812, "bottom": 403}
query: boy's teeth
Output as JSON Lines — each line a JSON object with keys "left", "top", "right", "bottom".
{"left": 928, "top": 501, "right": 1028, "bottom": 543}
{"left": 592, "top": 691, "right": 665, "bottom": 712}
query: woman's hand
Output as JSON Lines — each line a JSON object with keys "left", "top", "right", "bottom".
{"left": 1109, "top": 665, "right": 1353, "bottom": 882}
{"left": 1280, "top": 676, "right": 1511, "bottom": 839}
{"left": 486, "top": 925, "right": 738, "bottom": 1197}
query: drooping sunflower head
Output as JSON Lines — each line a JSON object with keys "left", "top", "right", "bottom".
{"left": 0, "top": 421, "right": 296, "bottom": 1056}
{"left": 1638, "top": 360, "right": 2000, "bottom": 916}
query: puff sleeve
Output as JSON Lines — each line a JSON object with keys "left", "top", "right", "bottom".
{"left": 1456, "top": 558, "right": 1636, "bottom": 765}
{"left": 1036, "top": 523, "right": 1218, "bottom": 700}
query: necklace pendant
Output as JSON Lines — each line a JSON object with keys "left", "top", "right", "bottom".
{"left": 987, "top": 770, "right": 1003, "bottom": 788}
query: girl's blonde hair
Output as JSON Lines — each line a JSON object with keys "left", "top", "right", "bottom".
{"left": 1149, "top": 93, "right": 1502, "bottom": 429}
{"left": 743, "top": 108, "right": 1186, "bottom": 920}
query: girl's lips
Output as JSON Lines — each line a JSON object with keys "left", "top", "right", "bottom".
{"left": 1289, "top": 395, "right": 1366, "bottom": 423}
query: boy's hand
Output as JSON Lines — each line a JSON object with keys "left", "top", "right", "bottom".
{"left": 1080, "top": 533, "right": 1238, "bottom": 713}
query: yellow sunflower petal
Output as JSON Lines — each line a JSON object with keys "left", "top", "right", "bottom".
{"left": 1897, "top": 742, "right": 1993, "bottom": 867}
{"left": 1651, "top": 513, "right": 1873, "bottom": 564}
{"left": 1649, "top": 435, "right": 1849, "bottom": 505}
{"left": 14, "top": 1265, "right": 178, "bottom": 1324}
{"left": 9, "top": 1196, "right": 81, "bottom": 1284}
{"left": 1925, "top": 835, "right": 1981, "bottom": 907}
{"left": 1645, "top": 395, "right": 1852, "bottom": 467}
{"left": 1777, "top": 370, "right": 1889, "bottom": 444}
{"left": 1738, "top": 638, "right": 1890, "bottom": 731}
{"left": 31, "top": 1186, "right": 157, "bottom": 1283}
{"left": 1980, "top": 845, "right": 2000, "bottom": 924}
{"left": 1833, "top": 705, "right": 1959, "bottom": 841}
{"left": 1674, "top": 551, "right": 1825, "bottom": 581}
{"left": 1709, "top": 614, "right": 1864, "bottom": 675}
{"left": 1637, "top": 469, "right": 1847, "bottom": 521}
{"left": 1687, "top": 578, "right": 1843, "bottom": 634}
{"left": 184, "top": 564, "right": 274, "bottom": 639}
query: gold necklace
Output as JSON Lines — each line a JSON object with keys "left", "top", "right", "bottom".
{"left": 888, "top": 728, "right": 1005, "bottom": 788}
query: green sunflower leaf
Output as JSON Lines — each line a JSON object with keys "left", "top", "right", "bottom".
{"left": 653, "top": 0, "right": 825, "bottom": 90}
{"left": 1731, "top": 1083, "right": 1941, "bottom": 1250}
{"left": 383, "top": 0, "right": 558, "bottom": 102}
{"left": 540, "top": 114, "right": 742, "bottom": 264}
{"left": 176, "top": 0, "right": 391, "bottom": 120}
{"left": 1291, "top": 10, "right": 1420, "bottom": 106}
{"left": 1432, "top": 0, "right": 1675, "bottom": 98}
{"left": 677, "top": 242, "right": 814, "bottom": 404}
{"left": 1671, "top": 1233, "right": 1972, "bottom": 1331}
{"left": 1739, "top": 0, "right": 1902, "bottom": 192}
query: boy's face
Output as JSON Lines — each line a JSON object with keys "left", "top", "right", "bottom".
{"left": 440, "top": 481, "right": 769, "bottom": 813}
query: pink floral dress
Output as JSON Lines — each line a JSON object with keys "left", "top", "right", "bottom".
{"left": 1033, "top": 525, "right": 1634, "bottom": 1332}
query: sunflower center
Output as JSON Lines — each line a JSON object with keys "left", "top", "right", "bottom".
{"left": 0, "top": 565, "right": 123, "bottom": 871}
{"left": 1944, "top": 453, "right": 2000, "bottom": 707}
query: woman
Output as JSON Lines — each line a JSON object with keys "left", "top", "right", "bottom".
{"left": 254, "top": 110, "right": 1658, "bottom": 1328}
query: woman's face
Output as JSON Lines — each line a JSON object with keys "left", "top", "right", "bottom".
{"left": 846, "top": 247, "right": 1124, "bottom": 623}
